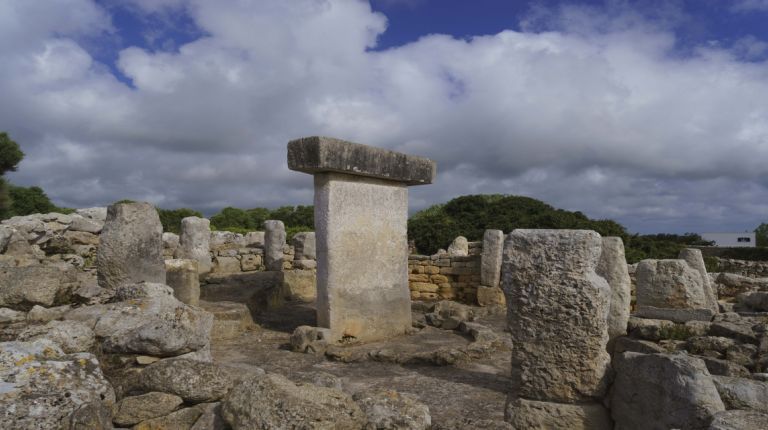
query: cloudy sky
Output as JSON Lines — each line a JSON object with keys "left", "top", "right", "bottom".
{"left": 2, "top": 0, "right": 768, "bottom": 234}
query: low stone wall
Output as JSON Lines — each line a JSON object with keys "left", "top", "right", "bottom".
{"left": 408, "top": 242, "right": 482, "bottom": 303}
{"left": 715, "top": 258, "right": 768, "bottom": 278}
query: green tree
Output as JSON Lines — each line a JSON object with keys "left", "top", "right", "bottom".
{"left": 7, "top": 185, "right": 61, "bottom": 216}
{"left": 755, "top": 223, "right": 768, "bottom": 247}
{"left": 0, "top": 133, "right": 25, "bottom": 218}
{"left": 210, "top": 207, "right": 258, "bottom": 231}
{"left": 157, "top": 208, "right": 203, "bottom": 234}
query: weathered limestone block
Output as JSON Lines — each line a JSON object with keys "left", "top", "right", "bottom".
{"left": 596, "top": 237, "right": 632, "bottom": 345}
{"left": 447, "top": 236, "right": 469, "bottom": 256}
{"left": 68, "top": 214, "right": 103, "bottom": 233}
{"left": 177, "top": 216, "right": 212, "bottom": 274}
{"left": 481, "top": 229, "right": 504, "bottom": 288}
{"left": 611, "top": 352, "right": 725, "bottom": 430}
{"left": 76, "top": 206, "right": 107, "bottom": 221}
{"left": 477, "top": 285, "right": 505, "bottom": 307}
{"left": 0, "top": 225, "right": 12, "bottom": 252}
{"left": 288, "top": 137, "right": 435, "bottom": 343}
{"left": 0, "top": 263, "right": 78, "bottom": 310}
{"left": 244, "top": 231, "right": 265, "bottom": 247}
{"left": 112, "top": 391, "right": 184, "bottom": 427}
{"left": 140, "top": 359, "right": 238, "bottom": 403}
{"left": 680, "top": 248, "right": 719, "bottom": 313}
{"left": 0, "top": 339, "right": 115, "bottom": 429}
{"left": 222, "top": 373, "right": 366, "bottom": 429}
{"left": 287, "top": 135, "right": 436, "bottom": 185}
{"left": 505, "top": 398, "right": 610, "bottom": 430}
{"left": 313, "top": 173, "right": 411, "bottom": 342}
{"left": 17, "top": 319, "right": 95, "bottom": 353}
{"left": 353, "top": 389, "right": 432, "bottom": 430}
{"left": 165, "top": 258, "right": 200, "bottom": 306}
{"left": 293, "top": 231, "right": 316, "bottom": 260}
{"left": 712, "top": 375, "right": 768, "bottom": 412}
{"left": 212, "top": 255, "right": 241, "bottom": 274}
{"left": 502, "top": 229, "right": 611, "bottom": 404}
{"left": 636, "top": 258, "right": 714, "bottom": 321}
{"left": 708, "top": 410, "right": 768, "bottom": 430}
{"left": 97, "top": 201, "right": 165, "bottom": 289}
{"left": 264, "top": 220, "right": 286, "bottom": 271}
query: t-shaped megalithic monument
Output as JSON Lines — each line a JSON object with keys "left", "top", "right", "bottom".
{"left": 287, "top": 136, "right": 436, "bottom": 343}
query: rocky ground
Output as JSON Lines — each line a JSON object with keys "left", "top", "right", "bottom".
{"left": 210, "top": 301, "right": 513, "bottom": 429}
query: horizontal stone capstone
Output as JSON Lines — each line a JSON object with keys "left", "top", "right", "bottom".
{"left": 287, "top": 136, "right": 436, "bottom": 185}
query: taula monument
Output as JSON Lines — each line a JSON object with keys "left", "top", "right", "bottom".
{"left": 288, "top": 136, "right": 436, "bottom": 343}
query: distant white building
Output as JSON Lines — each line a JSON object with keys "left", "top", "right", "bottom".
{"left": 701, "top": 232, "right": 756, "bottom": 248}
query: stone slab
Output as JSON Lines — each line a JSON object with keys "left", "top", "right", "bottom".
{"left": 287, "top": 136, "right": 436, "bottom": 185}
{"left": 315, "top": 172, "right": 411, "bottom": 342}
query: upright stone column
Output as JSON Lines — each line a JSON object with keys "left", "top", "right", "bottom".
{"left": 478, "top": 229, "right": 505, "bottom": 307}
{"left": 502, "top": 229, "right": 611, "bottom": 428}
{"left": 679, "top": 248, "right": 719, "bottom": 314}
{"left": 596, "top": 236, "right": 632, "bottom": 350}
{"left": 264, "top": 220, "right": 286, "bottom": 271}
{"left": 288, "top": 136, "right": 436, "bottom": 343}
{"left": 165, "top": 259, "right": 200, "bottom": 306}
{"left": 177, "top": 216, "right": 211, "bottom": 275}
{"left": 97, "top": 202, "right": 165, "bottom": 289}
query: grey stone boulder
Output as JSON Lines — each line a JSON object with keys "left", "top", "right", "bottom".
{"left": 353, "top": 389, "right": 431, "bottom": 430}
{"left": 708, "top": 410, "right": 768, "bottom": 430}
{"left": 67, "top": 283, "right": 213, "bottom": 357}
{"left": 0, "top": 307, "right": 25, "bottom": 324}
{"left": 140, "top": 359, "right": 238, "bottom": 403}
{"left": 97, "top": 201, "right": 165, "bottom": 289}
{"left": 0, "top": 225, "right": 12, "bottom": 252}
{"left": 290, "top": 325, "right": 332, "bottom": 354}
{"left": 716, "top": 273, "right": 768, "bottom": 298}
{"left": 679, "top": 248, "right": 719, "bottom": 313}
{"left": 244, "top": 231, "right": 265, "bottom": 247}
{"left": 133, "top": 405, "right": 207, "bottom": 429}
{"left": 69, "top": 214, "right": 103, "bottom": 234}
{"left": 177, "top": 216, "right": 212, "bottom": 274}
{"left": 222, "top": 372, "right": 366, "bottom": 429}
{"left": 636, "top": 259, "right": 712, "bottom": 318}
{"left": 112, "top": 391, "right": 184, "bottom": 427}
{"left": 76, "top": 206, "right": 107, "bottom": 221}
{"left": 502, "top": 229, "right": 611, "bottom": 403}
{"left": 627, "top": 316, "right": 676, "bottom": 341}
{"left": 0, "top": 263, "right": 79, "bottom": 310}
{"left": 17, "top": 319, "right": 95, "bottom": 353}
{"left": 596, "top": 237, "right": 632, "bottom": 346}
{"left": 0, "top": 339, "right": 115, "bottom": 429}
{"left": 293, "top": 232, "right": 316, "bottom": 260}
{"left": 712, "top": 375, "right": 768, "bottom": 412}
{"left": 447, "top": 236, "right": 469, "bottom": 257}
{"left": 636, "top": 306, "right": 715, "bottom": 323}
{"left": 738, "top": 291, "right": 768, "bottom": 311}
{"left": 165, "top": 259, "right": 200, "bottom": 306}
{"left": 611, "top": 352, "right": 725, "bottom": 430}
{"left": 505, "top": 398, "right": 611, "bottom": 430}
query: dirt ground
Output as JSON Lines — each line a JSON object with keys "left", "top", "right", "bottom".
{"left": 210, "top": 301, "right": 513, "bottom": 428}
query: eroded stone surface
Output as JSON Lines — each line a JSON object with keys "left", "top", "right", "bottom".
{"left": 480, "top": 229, "right": 504, "bottom": 289}
{"left": 502, "top": 229, "right": 610, "bottom": 403}
{"left": 596, "top": 236, "right": 631, "bottom": 347}
{"left": 264, "top": 220, "right": 286, "bottom": 272}
{"left": 635, "top": 259, "right": 711, "bottom": 318}
{"left": 177, "top": 216, "right": 212, "bottom": 275}
{"left": 165, "top": 258, "right": 200, "bottom": 306}
{"left": 97, "top": 202, "right": 165, "bottom": 289}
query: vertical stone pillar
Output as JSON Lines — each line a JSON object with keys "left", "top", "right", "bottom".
{"left": 288, "top": 136, "right": 436, "bottom": 343}
{"left": 478, "top": 229, "right": 505, "bottom": 307}
{"left": 165, "top": 259, "right": 200, "bottom": 306}
{"left": 596, "top": 236, "right": 632, "bottom": 350}
{"left": 502, "top": 229, "right": 611, "bottom": 428}
{"left": 679, "top": 248, "right": 719, "bottom": 314}
{"left": 177, "top": 216, "right": 211, "bottom": 275}
{"left": 264, "top": 220, "right": 286, "bottom": 271}
{"left": 97, "top": 202, "right": 165, "bottom": 289}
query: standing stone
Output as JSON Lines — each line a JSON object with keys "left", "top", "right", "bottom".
{"left": 480, "top": 229, "right": 504, "bottom": 288}
{"left": 165, "top": 259, "right": 200, "bottom": 306}
{"left": 97, "top": 202, "right": 165, "bottom": 289}
{"left": 596, "top": 237, "right": 632, "bottom": 348}
{"left": 679, "top": 248, "right": 719, "bottom": 314}
{"left": 177, "top": 217, "right": 212, "bottom": 275}
{"left": 611, "top": 352, "right": 725, "bottom": 430}
{"left": 502, "top": 229, "right": 611, "bottom": 425}
{"left": 293, "top": 232, "right": 316, "bottom": 260}
{"left": 288, "top": 136, "right": 435, "bottom": 343}
{"left": 447, "top": 236, "right": 469, "bottom": 256}
{"left": 264, "top": 220, "right": 286, "bottom": 272}
{"left": 635, "top": 259, "right": 714, "bottom": 322}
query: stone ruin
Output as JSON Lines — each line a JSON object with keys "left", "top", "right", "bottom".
{"left": 1, "top": 136, "right": 768, "bottom": 429}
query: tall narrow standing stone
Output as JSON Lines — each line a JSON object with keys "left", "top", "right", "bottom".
{"left": 292, "top": 232, "right": 316, "bottom": 260}
{"left": 596, "top": 236, "right": 632, "bottom": 349}
{"left": 288, "top": 136, "right": 436, "bottom": 343}
{"left": 480, "top": 229, "right": 504, "bottom": 288}
{"left": 502, "top": 229, "right": 611, "bottom": 427}
{"left": 165, "top": 259, "right": 200, "bottom": 306}
{"left": 97, "top": 202, "right": 165, "bottom": 289}
{"left": 177, "top": 217, "right": 211, "bottom": 275}
{"left": 679, "top": 248, "right": 719, "bottom": 314}
{"left": 264, "top": 220, "right": 286, "bottom": 271}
